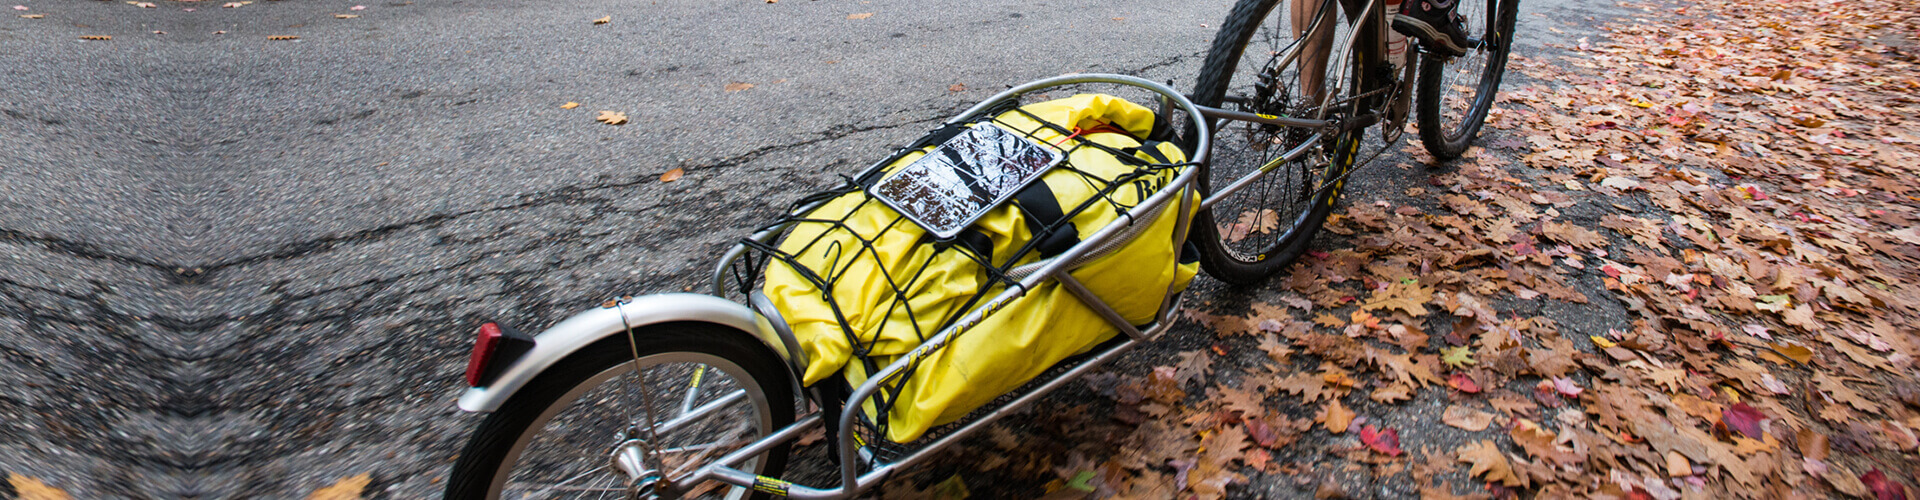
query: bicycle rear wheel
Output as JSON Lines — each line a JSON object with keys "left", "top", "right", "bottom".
{"left": 1192, "top": 0, "right": 1367, "bottom": 285}
{"left": 1414, "top": 0, "right": 1519, "bottom": 159}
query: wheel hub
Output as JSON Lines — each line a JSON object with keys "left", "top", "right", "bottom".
{"left": 610, "top": 439, "right": 663, "bottom": 498}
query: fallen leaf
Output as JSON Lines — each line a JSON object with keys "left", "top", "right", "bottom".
{"left": 1447, "top": 373, "right": 1481, "bottom": 393}
{"left": 1797, "top": 425, "right": 1827, "bottom": 461}
{"left": 1665, "top": 451, "right": 1691, "bottom": 477}
{"left": 10, "top": 5, "right": 25, "bottom": 10}
{"left": 1457, "top": 440, "right": 1525, "bottom": 487}
{"left": 924, "top": 473, "right": 969, "bottom": 500}
{"left": 1511, "top": 421, "right": 1581, "bottom": 466}
{"left": 1443, "top": 405, "right": 1496, "bottom": 431}
{"left": 1862, "top": 469, "right": 1908, "bottom": 500}
{"left": 592, "top": 15, "right": 610, "bottom": 24}
{"left": 267, "top": 35, "right": 300, "bottom": 40}
{"left": 847, "top": 12, "right": 873, "bottom": 19}
{"left": 80, "top": 35, "right": 111, "bottom": 40}
{"left": 1274, "top": 371, "right": 1338, "bottom": 403}
{"left": 1171, "top": 350, "right": 1214, "bottom": 389}
{"left": 7, "top": 474, "right": 71, "bottom": 500}
{"left": 1234, "top": 209, "right": 1281, "bottom": 238}
{"left": 1321, "top": 399, "right": 1355, "bottom": 434}
{"left": 659, "top": 168, "right": 685, "bottom": 182}
{"left": 19, "top": 13, "right": 41, "bottom": 18}
{"left": 724, "top": 82, "right": 754, "bottom": 92}
{"left": 334, "top": 14, "right": 358, "bottom": 19}
{"left": 305, "top": 473, "right": 370, "bottom": 500}
{"left": 595, "top": 110, "right": 628, "bottom": 125}
{"left": 1721, "top": 402, "right": 1767, "bottom": 439}
{"left": 1441, "top": 346, "right": 1476, "bottom": 369}
{"left": 948, "top": 83, "right": 966, "bottom": 92}
{"left": 1829, "top": 463, "right": 1872, "bottom": 497}
{"left": 560, "top": 102, "right": 580, "bottom": 109}
{"left": 1817, "top": 372, "right": 1880, "bottom": 413}
{"left": 1550, "top": 377, "right": 1583, "bottom": 397}
{"left": 1370, "top": 383, "right": 1412, "bottom": 403}
{"left": 1363, "top": 280, "right": 1434, "bottom": 317}
{"left": 1360, "top": 425, "right": 1404, "bottom": 456}
{"left": 350, "top": 5, "right": 367, "bottom": 10}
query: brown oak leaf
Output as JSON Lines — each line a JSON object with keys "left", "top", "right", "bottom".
{"left": 1456, "top": 440, "right": 1527, "bottom": 487}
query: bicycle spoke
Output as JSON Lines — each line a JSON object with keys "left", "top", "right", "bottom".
{"left": 645, "top": 388, "right": 748, "bottom": 435}
{"left": 509, "top": 465, "right": 612, "bottom": 499}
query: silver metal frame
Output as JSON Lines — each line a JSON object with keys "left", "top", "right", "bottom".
{"left": 678, "top": 74, "right": 1209, "bottom": 499}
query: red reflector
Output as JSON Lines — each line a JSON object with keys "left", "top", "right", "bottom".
{"left": 466, "top": 323, "right": 504, "bottom": 386}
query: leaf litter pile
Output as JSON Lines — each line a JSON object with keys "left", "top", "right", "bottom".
{"left": 881, "top": 0, "right": 1920, "bottom": 498}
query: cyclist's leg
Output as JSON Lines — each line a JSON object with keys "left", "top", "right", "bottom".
{"left": 1291, "top": 0, "right": 1336, "bottom": 103}
{"left": 1293, "top": 0, "right": 1367, "bottom": 108}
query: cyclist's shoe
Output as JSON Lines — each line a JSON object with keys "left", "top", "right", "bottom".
{"left": 1394, "top": 1, "right": 1472, "bottom": 57}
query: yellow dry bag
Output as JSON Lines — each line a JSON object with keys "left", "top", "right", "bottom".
{"left": 760, "top": 93, "right": 1198, "bottom": 443}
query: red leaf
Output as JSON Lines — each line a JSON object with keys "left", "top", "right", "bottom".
{"left": 1359, "top": 425, "right": 1404, "bottom": 456}
{"left": 1533, "top": 380, "right": 1564, "bottom": 407}
{"left": 1246, "top": 417, "right": 1278, "bottom": 448}
{"left": 1722, "top": 402, "right": 1767, "bottom": 439}
{"left": 1447, "top": 373, "right": 1482, "bottom": 393}
{"left": 1863, "top": 469, "right": 1909, "bottom": 500}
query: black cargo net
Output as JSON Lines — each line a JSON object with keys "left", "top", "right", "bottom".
{"left": 727, "top": 98, "right": 1190, "bottom": 455}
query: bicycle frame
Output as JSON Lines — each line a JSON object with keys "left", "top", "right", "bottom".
{"left": 676, "top": 74, "right": 1210, "bottom": 499}
{"left": 1194, "top": 0, "right": 1399, "bottom": 211}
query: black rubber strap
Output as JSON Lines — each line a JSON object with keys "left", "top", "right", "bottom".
{"left": 933, "top": 229, "right": 996, "bottom": 263}
{"left": 1013, "top": 180, "right": 1079, "bottom": 258}
{"left": 809, "top": 377, "right": 852, "bottom": 466}
{"left": 1130, "top": 140, "right": 1176, "bottom": 164}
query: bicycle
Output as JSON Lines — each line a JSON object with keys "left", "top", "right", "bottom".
{"left": 1191, "top": 0, "right": 1520, "bottom": 284}
{"left": 442, "top": 0, "right": 1519, "bottom": 495}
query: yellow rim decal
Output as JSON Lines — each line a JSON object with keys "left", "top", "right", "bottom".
{"left": 690, "top": 365, "right": 706, "bottom": 388}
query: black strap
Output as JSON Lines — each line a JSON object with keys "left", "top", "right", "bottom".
{"left": 1012, "top": 181, "right": 1079, "bottom": 258}
{"left": 809, "top": 377, "right": 853, "bottom": 466}
{"left": 1130, "top": 140, "right": 1176, "bottom": 164}
{"left": 929, "top": 229, "right": 996, "bottom": 263}
{"left": 917, "top": 122, "right": 971, "bottom": 149}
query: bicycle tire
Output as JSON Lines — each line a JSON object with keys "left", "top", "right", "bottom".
{"left": 1414, "top": 0, "right": 1520, "bottom": 159}
{"left": 446, "top": 322, "right": 795, "bottom": 500}
{"left": 1191, "top": 0, "right": 1367, "bottom": 285}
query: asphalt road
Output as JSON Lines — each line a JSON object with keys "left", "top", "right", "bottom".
{"left": 0, "top": 0, "right": 1631, "bottom": 497}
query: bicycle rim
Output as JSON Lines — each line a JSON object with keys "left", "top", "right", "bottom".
{"left": 491, "top": 352, "right": 774, "bottom": 499}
